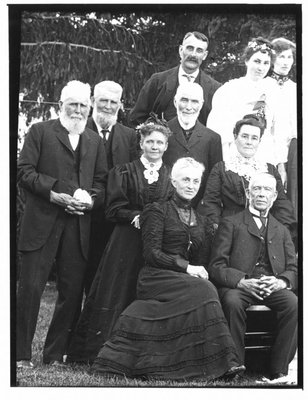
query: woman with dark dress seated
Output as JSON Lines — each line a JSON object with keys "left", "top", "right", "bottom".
{"left": 202, "top": 114, "right": 297, "bottom": 242}
{"left": 91, "top": 157, "right": 244, "bottom": 381}
{"left": 67, "top": 116, "right": 174, "bottom": 363}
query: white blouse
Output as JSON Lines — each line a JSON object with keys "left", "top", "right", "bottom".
{"left": 263, "top": 76, "right": 297, "bottom": 164}
{"left": 207, "top": 76, "right": 278, "bottom": 164}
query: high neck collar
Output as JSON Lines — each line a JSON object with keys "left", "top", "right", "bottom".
{"left": 269, "top": 70, "right": 290, "bottom": 86}
{"left": 140, "top": 155, "right": 162, "bottom": 169}
{"left": 249, "top": 205, "right": 269, "bottom": 218}
{"left": 172, "top": 192, "right": 191, "bottom": 210}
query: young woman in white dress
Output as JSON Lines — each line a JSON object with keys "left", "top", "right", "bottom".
{"left": 207, "top": 37, "right": 277, "bottom": 163}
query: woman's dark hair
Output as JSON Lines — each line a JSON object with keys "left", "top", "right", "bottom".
{"left": 137, "top": 113, "right": 172, "bottom": 141}
{"left": 242, "top": 37, "right": 275, "bottom": 62}
{"left": 233, "top": 114, "right": 266, "bottom": 139}
{"left": 271, "top": 37, "right": 296, "bottom": 57}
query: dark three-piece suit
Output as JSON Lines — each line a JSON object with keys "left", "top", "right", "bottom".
{"left": 16, "top": 118, "right": 108, "bottom": 363}
{"left": 209, "top": 209, "right": 298, "bottom": 377}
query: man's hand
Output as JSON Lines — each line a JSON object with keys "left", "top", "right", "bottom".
{"left": 187, "top": 265, "right": 209, "bottom": 280}
{"left": 50, "top": 190, "right": 93, "bottom": 215}
{"left": 258, "top": 275, "right": 287, "bottom": 297}
{"left": 50, "top": 191, "right": 74, "bottom": 208}
{"left": 65, "top": 199, "right": 93, "bottom": 215}
{"left": 237, "top": 278, "right": 265, "bottom": 300}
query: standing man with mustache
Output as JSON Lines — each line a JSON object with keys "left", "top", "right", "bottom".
{"left": 16, "top": 80, "right": 108, "bottom": 368}
{"left": 84, "top": 81, "right": 138, "bottom": 295}
{"left": 129, "top": 31, "right": 221, "bottom": 127}
{"left": 163, "top": 82, "right": 222, "bottom": 211}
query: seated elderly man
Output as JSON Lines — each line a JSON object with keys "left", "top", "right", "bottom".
{"left": 208, "top": 172, "right": 298, "bottom": 383}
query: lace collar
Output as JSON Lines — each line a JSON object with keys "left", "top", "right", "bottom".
{"left": 269, "top": 71, "right": 290, "bottom": 86}
{"left": 140, "top": 155, "right": 162, "bottom": 184}
{"left": 225, "top": 152, "right": 268, "bottom": 181}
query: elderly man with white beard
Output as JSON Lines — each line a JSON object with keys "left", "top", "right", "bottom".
{"left": 84, "top": 81, "right": 138, "bottom": 294}
{"left": 16, "top": 80, "right": 108, "bottom": 368}
{"left": 163, "top": 82, "right": 222, "bottom": 210}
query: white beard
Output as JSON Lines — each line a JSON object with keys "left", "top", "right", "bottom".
{"left": 92, "top": 108, "right": 118, "bottom": 129}
{"left": 59, "top": 112, "right": 87, "bottom": 135}
{"left": 177, "top": 111, "right": 198, "bottom": 130}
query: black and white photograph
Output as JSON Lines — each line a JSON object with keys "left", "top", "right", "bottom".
{"left": 4, "top": 0, "right": 305, "bottom": 396}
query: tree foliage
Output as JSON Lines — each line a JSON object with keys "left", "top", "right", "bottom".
{"left": 16, "top": 5, "right": 299, "bottom": 119}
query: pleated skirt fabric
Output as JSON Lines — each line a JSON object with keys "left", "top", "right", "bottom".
{"left": 92, "top": 266, "right": 240, "bottom": 380}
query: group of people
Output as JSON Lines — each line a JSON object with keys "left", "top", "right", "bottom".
{"left": 16, "top": 31, "right": 298, "bottom": 384}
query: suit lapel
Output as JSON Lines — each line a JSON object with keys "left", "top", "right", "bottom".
{"left": 54, "top": 119, "right": 74, "bottom": 154}
{"left": 244, "top": 209, "right": 262, "bottom": 239}
{"left": 86, "top": 117, "right": 99, "bottom": 134}
{"left": 168, "top": 118, "right": 189, "bottom": 149}
{"left": 165, "top": 66, "right": 179, "bottom": 94}
{"left": 187, "top": 121, "right": 203, "bottom": 148}
{"left": 80, "top": 129, "right": 90, "bottom": 160}
{"left": 267, "top": 214, "right": 278, "bottom": 242}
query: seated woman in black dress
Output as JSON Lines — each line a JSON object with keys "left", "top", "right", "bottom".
{"left": 91, "top": 157, "right": 244, "bottom": 381}
{"left": 202, "top": 114, "right": 297, "bottom": 241}
{"left": 67, "top": 116, "right": 174, "bottom": 363}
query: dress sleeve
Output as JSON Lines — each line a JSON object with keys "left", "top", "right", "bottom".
{"left": 206, "top": 82, "right": 237, "bottom": 159}
{"left": 141, "top": 203, "right": 189, "bottom": 272}
{"left": 194, "top": 217, "right": 215, "bottom": 270}
{"left": 202, "top": 162, "right": 223, "bottom": 225}
{"left": 105, "top": 165, "right": 141, "bottom": 223}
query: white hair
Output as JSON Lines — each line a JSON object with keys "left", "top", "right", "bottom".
{"left": 171, "top": 157, "right": 205, "bottom": 180}
{"left": 93, "top": 80, "right": 123, "bottom": 99}
{"left": 248, "top": 172, "right": 277, "bottom": 191}
{"left": 174, "top": 82, "right": 204, "bottom": 102}
{"left": 60, "top": 80, "right": 91, "bottom": 103}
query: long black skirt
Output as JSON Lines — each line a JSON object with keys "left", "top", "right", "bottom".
{"left": 91, "top": 266, "right": 240, "bottom": 380}
{"left": 67, "top": 224, "right": 144, "bottom": 363}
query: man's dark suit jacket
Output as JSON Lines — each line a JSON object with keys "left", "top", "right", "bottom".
{"left": 129, "top": 66, "right": 221, "bottom": 127}
{"left": 18, "top": 118, "right": 108, "bottom": 259}
{"left": 208, "top": 209, "right": 298, "bottom": 294}
{"left": 163, "top": 117, "right": 222, "bottom": 207}
{"left": 87, "top": 117, "right": 138, "bottom": 166}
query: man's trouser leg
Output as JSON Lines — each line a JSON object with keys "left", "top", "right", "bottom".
{"left": 264, "top": 290, "right": 298, "bottom": 376}
{"left": 219, "top": 289, "right": 253, "bottom": 365}
{"left": 16, "top": 222, "right": 62, "bottom": 361}
{"left": 43, "top": 216, "right": 87, "bottom": 363}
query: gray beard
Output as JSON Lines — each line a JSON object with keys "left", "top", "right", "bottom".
{"left": 93, "top": 109, "right": 118, "bottom": 129}
{"left": 59, "top": 113, "right": 87, "bottom": 135}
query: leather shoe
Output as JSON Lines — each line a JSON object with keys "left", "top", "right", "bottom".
{"left": 49, "top": 360, "right": 68, "bottom": 368}
{"left": 224, "top": 365, "right": 246, "bottom": 379}
{"left": 17, "top": 360, "right": 34, "bottom": 369}
{"left": 270, "top": 372, "right": 287, "bottom": 380}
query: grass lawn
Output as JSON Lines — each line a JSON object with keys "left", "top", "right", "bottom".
{"left": 14, "top": 282, "right": 296, "bottom": 388}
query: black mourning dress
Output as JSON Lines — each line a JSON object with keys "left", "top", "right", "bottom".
{"left": 91, "top": 195, "right": 240, "bottom": 380}
{"left": 67, "top": 159, "right": 174, "bottom": 363}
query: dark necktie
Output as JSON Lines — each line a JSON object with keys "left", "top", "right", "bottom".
{"left": 254, "top": 215, "right": 267, "bottom": 231}
{"left": 183, "top": 74, "right": 193, "bottom": 82}
{"left": 183, "top": 129, "right": 193, "bottom": 142}
{"left": 101, "top": 129, "right": 109, "bottom": 145}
